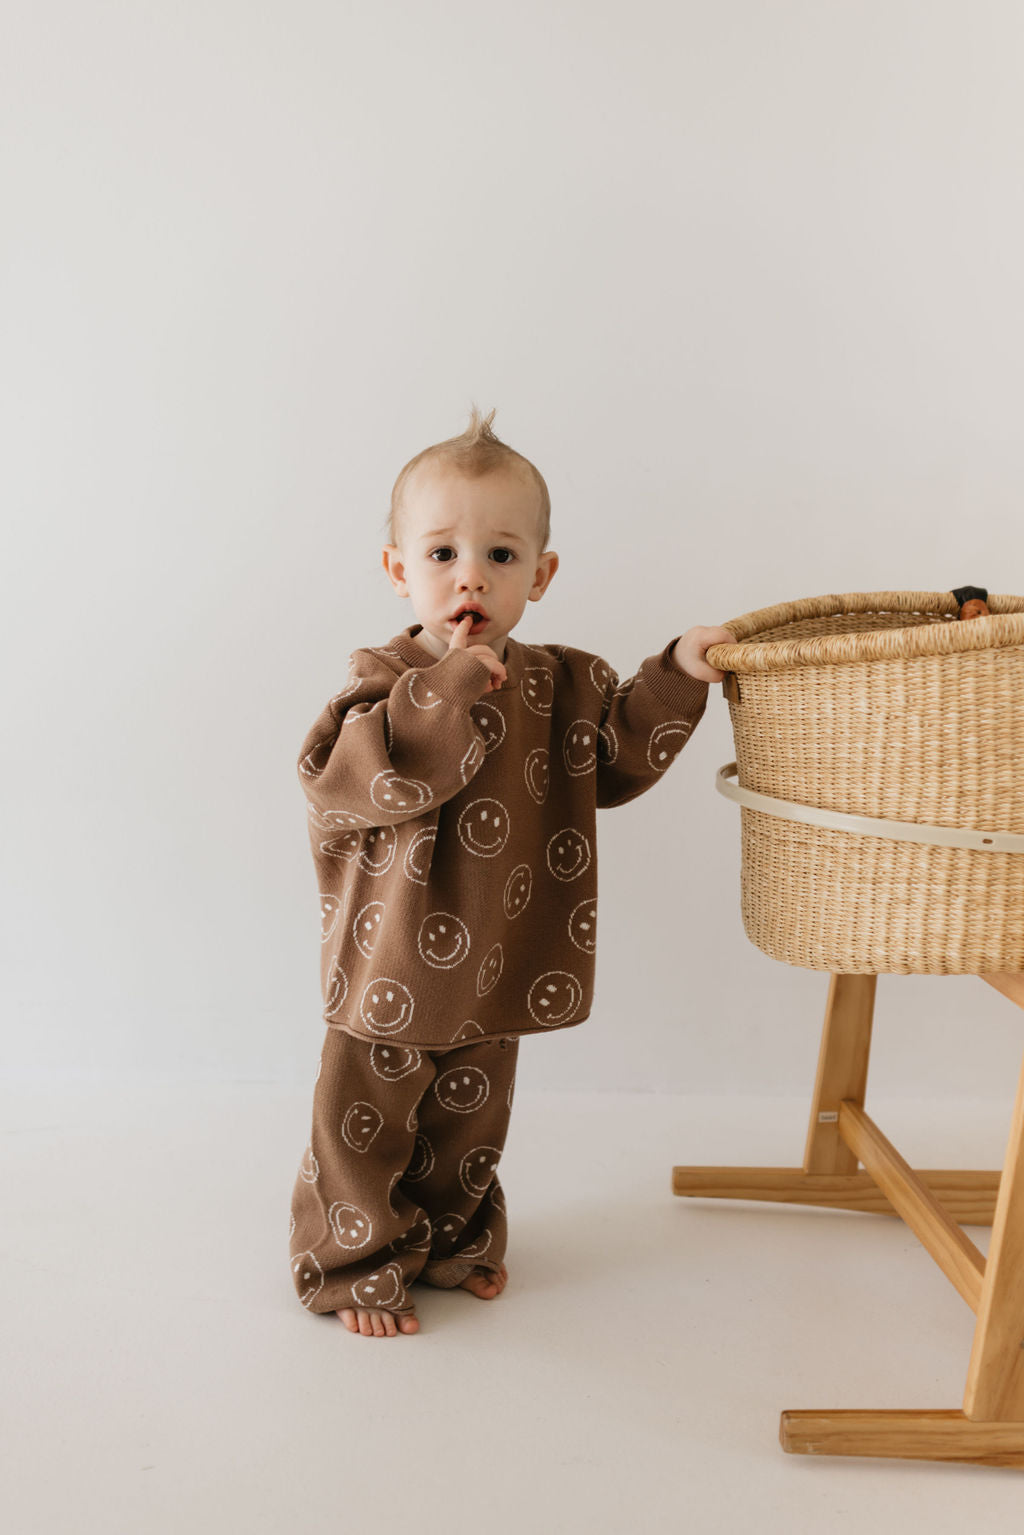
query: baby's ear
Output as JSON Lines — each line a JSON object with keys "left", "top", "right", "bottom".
{"left": 381, "top": 545, "right": 409, "bottom": 595}
{"left": 530, "top": 549, "right": 559, "bottom": 600}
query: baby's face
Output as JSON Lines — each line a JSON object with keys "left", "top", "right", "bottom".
{"left": 382, "top": 464, "right": 558, "bottom": 662}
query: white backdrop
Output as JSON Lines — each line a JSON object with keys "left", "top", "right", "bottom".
{"left": 4, "top": 0, "right": 1022, "bottom": 1097}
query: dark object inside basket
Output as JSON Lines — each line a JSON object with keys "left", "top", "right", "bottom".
{"left": 952, "top": 584, "right": 990, "bottom": 620}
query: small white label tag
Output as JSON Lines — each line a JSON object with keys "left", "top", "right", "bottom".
{"left": 817, "top": 1111, "right": 839, "bottom": 1123}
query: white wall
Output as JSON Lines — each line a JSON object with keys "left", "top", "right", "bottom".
{"left": 5, "top": 0, "right": 1023, "bottom": 1097}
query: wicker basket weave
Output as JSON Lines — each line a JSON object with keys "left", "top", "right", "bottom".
{"left": 706, "top": 591, "right": 1024, "bottom": 975}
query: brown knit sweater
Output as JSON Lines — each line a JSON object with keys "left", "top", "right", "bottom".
{"left": 298, "top": 625, "right": 708, "bottom": 1048}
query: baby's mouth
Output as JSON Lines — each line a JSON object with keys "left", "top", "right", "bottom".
{"left": 449, "top": 607, "right": 488, "bottom": 635}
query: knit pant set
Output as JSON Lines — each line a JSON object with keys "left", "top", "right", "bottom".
{"left": 290, "top": 1030, "right": 519, "bottom": 1315}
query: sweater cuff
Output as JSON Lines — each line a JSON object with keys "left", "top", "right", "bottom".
{"left": 415, "top": 646, "right": 495, "bottom": 709}
{"left": 639, "top": 638, "right": 711, "bottom": 719}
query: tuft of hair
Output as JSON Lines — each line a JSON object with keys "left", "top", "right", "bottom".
{"left": 387, "top": 406, "right": 551, "bottom": 550}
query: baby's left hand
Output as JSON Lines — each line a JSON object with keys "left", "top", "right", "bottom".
{"left": 672, "top": 627, "right": 736, "bottom": 683}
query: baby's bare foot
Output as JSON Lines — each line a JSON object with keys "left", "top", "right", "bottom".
{"left": 337, "top": 1306, "right": 419, "bottom": 1337}
{"left": 459, "top": 1262, "right": 508, "bottom": 1300}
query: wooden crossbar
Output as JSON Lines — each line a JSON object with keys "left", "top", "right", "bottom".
{"left": 837, "top": 1101, "right": 986, "bottom": 1311}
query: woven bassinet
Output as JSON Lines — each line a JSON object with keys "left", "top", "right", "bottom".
{"left": 705, "top": 591, "right": 1024, "bottom": 975}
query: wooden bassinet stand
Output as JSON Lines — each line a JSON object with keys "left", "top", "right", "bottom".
{"left": 675, "top": 592, "right": 1024, "bottom": 1468}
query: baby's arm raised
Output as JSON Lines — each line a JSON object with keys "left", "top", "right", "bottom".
{"left": 590, "top": 636, "right": 716, "bottom": 808}
{"left": 299, "top": 646, "right": 494, "bottom": 826}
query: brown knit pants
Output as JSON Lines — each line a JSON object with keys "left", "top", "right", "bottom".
{"left": 289, "top": 1028, "right": 519, "bottom": 1315}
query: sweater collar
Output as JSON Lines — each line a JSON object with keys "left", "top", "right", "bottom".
{"left": 390, "top": 625, "right": 526, "bottom": 692}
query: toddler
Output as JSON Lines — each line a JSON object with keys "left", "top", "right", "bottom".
{"left": 289, "top": 409, "right": 733, "bottom": 1336}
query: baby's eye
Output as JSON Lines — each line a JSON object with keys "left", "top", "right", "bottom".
{"left": 491, "top": 548, "right": 515, "bottom": 564}
{"left": 429, "top": 547, "right": 456, "bottom": 562}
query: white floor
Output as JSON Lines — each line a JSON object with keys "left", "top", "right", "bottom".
{"left": 3, "top": 1082, "right": 1024, "bottom": 1533}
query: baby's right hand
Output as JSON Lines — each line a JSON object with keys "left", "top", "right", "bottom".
{"left": 449, "top": 614, "right": 507, "bottom": 692}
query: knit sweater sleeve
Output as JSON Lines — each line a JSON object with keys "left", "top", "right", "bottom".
{"left": 594, "top": 638, "right": 709, "bottom": 808}
{"left": 298, "top": 646, "right": 495, "bottom": 826}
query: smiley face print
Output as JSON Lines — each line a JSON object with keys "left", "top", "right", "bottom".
{"left": 352, "top": 1262, "right": 406, "bottom": 1311}
{"left": 357, "top": 825, "right": 397, "bottom": 877}
{"left": 319, "top": 828, "right": 361, "bottom": 862}
{"left": 320, "top": 894, "right": 342, "bottom": 942}
{"left": 451, "top": 1020, "right": 485, "bottom": 1042}
{"left": 359, "top": 978, "right": 414, "bottom": 1035}
{"left": 521, "top": 667, "right": 554, "bottom": 715}
{"left": 460, "top": 1146, "right": 500, "bottom": 1196}
{"left": 528, "top": 970, "right": 584, "bottom": 1026}
{"left": 547, "top": 828, "right": 592, "bottom": 882}
{"left": 417, "top": 912, "right": 471, "bottom": 969}
{"left": 477, "top": 944, "right": 504, "bottom": 997}
{"left": 434, "top": 1066, "right": 490, "bottom": 1114}
{"left": 407, "top": 672, "right": 445, "bottom": 710}
{"left": 568, "top": 897, "right": 597, "bottom": 954}
{"left": 460, "top": 738, "right": 486, "bottom": 784}
{"left": 308, "top": 803, "right": 372, "bottom": 834}
{"left": 648, "top": 719, "right": 692, "bottom": 772}
{"left": 324, "top": 958, "right": 349, "bottom": 1017}
{"left": 563, "top": 720, "right": 597, "bottom": 776}
{"left": 589, "top": 657, "right": 617, "bottom": 694}
{"left": 503, "top": 864, "right": 532, "bottom": 919}
{"left": 524, "top": 748, "right": 550, "bottom": 805}
{"left": 298, "top": 1145, "right": 320, "bottom": 1183}
{"left": 460, "top": 1230, "right": 493, "bottom": 1261}
{"left": 470, "top": 701, "right": 506, "bottom": 754}
{"left": 404, "top": 1133, "right": 435, "bottom": 1183}
{"left": 458, "top": 799, "right": 511, "bottom": 858}
{"left": 370, "top": 771, "right": 432, "bottom": 816}
{"left": 403, "top": 826, "right": 435, "bottom": 884}
{"left": 291, "top": 1251, "right": 324, "bottom": 1308}
{"left": 353, "top": 901, "right": 385, "bottom": 958}
{"left": 341, "top": 1101, "right": 384, "bottom": 1153}
{"left": 598, "top": 722, "right": 618, "bottom": 764}
{"left": 390, "top": 1214, "right": 432, "bottom": 1254}
{"left": 329, "top": 1201, "right": 373, "bottom": 1250}
{"left": 369, "top": 1043, "right": 423, "bottom": 1081}
{"left": 432, "top": 1213, "right": 466, "bottom": 1253}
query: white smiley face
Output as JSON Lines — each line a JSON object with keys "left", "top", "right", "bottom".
{"left": 359, "top": 978, "right": 414, "bottom": 1035}
{"left": 460, "top": 1230, "right": 493, "bottom": 1261}
{"left": 459, "top": 1146, "right": 500, "bottom": 1196}
{"left": 291, "top": 1250, "right": 324, "bottom": 1308}
{"left": 341, "top": 1101, "right": 384, "bottom": 1152}
{"left": 460, "top": 738, "right": 486, "bottom": 784}
{"left": 589, "top": 657, "right": 616, "bottom": 693}
{"left": 490, "top": 1183, "right": 507, "bottom": 1216}
{"left": 320, "top": 828, "right": 361, "bottom": 862}
{"left": 434, "top": 1066, "right": 491, "bottom": 1114}
{"left": 352, "top": 1261, "right": 406, "bottom": 1309}
{"left": 433, "top": 1212, "right": 465, "bottom": 1252}
{"left": 648, "top": 719, "right": 692, "bottom": 772}
{"left": 309, "top": 804, "right": 373, "bottom": 832}
{"left": 407, "top": 672, "right": 444, "bottom": 710}
{"left": 528, "top": 970, "right": 584, "bottom": 1026}
{"left": 323, "top": 958, "right": 349, "bottom": 1016}
{"left": 503, "top": 864, "right": 532, "bottom": 919}
{"left": 298, "top": 1145, "right": 319, "bottom": 1183}
{"left": 369, "top": 1043, "right": 422, "bottom": 1081}
{"left": 568, "top": 898, "right": 597, "bottom": 953}
{"left": 320, "top": 894, "right": 342, "bottom": 941}
{"left": 417, "top": 912, "right": 471, "bottom": 969}
{"left": 451, "top": 1020, "right": 484, "bottom": 1042}
{"left": 353, "top": 901, "right": 385, "bottom": 958}
{"left": 477, "top": 943, "right": 504, "bottom": 996}
{"left": 524, "top": 748, "right": 549, "bottom": 805}
{"left": 391, "top": 1214, "right": 432, "bottom": 1254}
{"left": 521, "top": 667, "right": 554, "bottom": 715}
{"left": 563, "top": 720, "right": 597, "bottom": 776}
{"left": 404, "top": 1133, "right": 435, "bottom": 1183}
{"left": 329, "top": 1201, "right": 373, "bottom": 1250}
{"left": 357, "top": 826, "right": 397, "bottom": 876}
{"left": 457, "top": 798, "right": 511, "bottom": 858}
{"left": 370, "top": 771, "right": 432, "bottom": 816}
{"left": 470, "top": 701, "right": 507, "bottom": 754}
{"left": 598, "top": 723, "right": 618, "bottom": 763}
{"left": 547, "top": 828, "right": 592, "bottom": 882}
{"left": 298, "top": 740, "right": 332, "bottom": 779}
{"left": 403, "top": 826, "right": 436, "bottom": 884}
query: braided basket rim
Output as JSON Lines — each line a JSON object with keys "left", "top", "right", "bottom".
{"left": 706, "top": 590, "right": 1024, "bottom": 674}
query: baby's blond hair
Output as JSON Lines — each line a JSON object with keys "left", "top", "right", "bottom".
{"left": 388, "top": 407, "right": 551, "bottom": 551}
